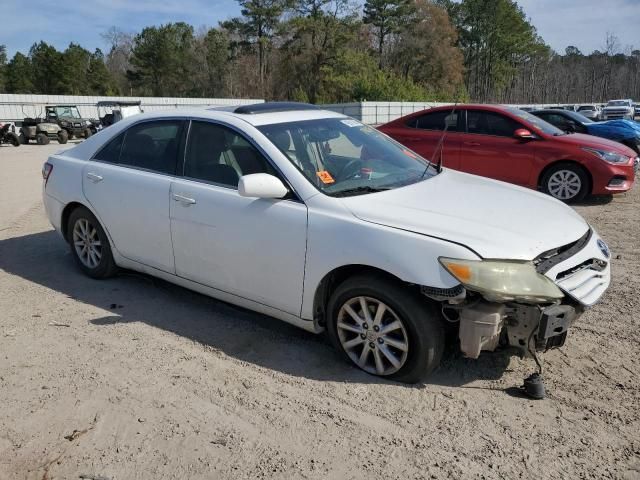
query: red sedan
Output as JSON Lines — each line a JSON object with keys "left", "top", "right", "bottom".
{"left": 378, "top": 104, "right": 638, "bottom": 202}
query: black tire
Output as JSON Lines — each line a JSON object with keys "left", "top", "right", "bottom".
{"left": 57, "top": 130, "right": 69, "bottom": 144}
{"left": 19, "top": 133, "right": 28, "bottom": 144}
{"left": 623, "top": 141, "right": 639, "bottom": 155}
{"left": 326, "top": 274, "right": 445, "bottom": 383}
{"left": 36, "top": 133, "right": 50, "bottom": 145}
{"left": 67, "top": 206, "right": 118, "bottom": 279}
{"left": 541, "top": 162, "right": 589, "bottom": 203}
{"left": 7, "top": 132, "right": 20, "bottom": 147}
{"left": 83, "top": 128, "right": 93, "bottom": 139}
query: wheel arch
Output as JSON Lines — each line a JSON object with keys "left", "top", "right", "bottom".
{"left": 60, "top": 201, "right": 87, "bottom": 241}
{"left": 537, "top": 159, "right": 593, "bottom": 194}
{"left": 311, "top": 264, "right": 417, "bottom": 327}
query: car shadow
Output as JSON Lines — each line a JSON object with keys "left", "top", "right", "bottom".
{"left": 0, "top": 229, "right": 513, "bottom": 388}
{"left": 574, "top": 194, "right": 613, "bottom": 206}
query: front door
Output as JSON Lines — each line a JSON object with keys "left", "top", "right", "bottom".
{"left": 459, "top": 109, "right": 534, "bottom": 186}
{"left": 169, "top": 120, "right": 308, "bottom": 315}
{"left": 82, "top": 119, "right": 184, "bottom": 273}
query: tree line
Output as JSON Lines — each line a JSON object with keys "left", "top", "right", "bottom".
{"left": 0, "top": 0, "right": 638, "bottom": 104}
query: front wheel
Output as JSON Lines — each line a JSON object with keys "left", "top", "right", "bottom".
{"left": 57, "top": 130, "right": 69, "bottom": 144}
{"left": 326, "top": 275, "right": 444, "bottom": 383}
{"left": 541, "top": 163, "right": 589, "bottom": 203}
{"left": 36, "top": 133, "right": 50, "bottom": 145}
{"left": 67, "top": 207, "right": 117, "bottom": 279}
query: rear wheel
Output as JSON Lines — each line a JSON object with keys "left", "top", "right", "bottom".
{"left": 326, "top": 275, "right": 444, "bottom": 383}
{"left": 7, "top": 132, "right": 20, "bottom": 147}
{"left": 541, "top": 163, "right": 589, "bottom": 202}
{"left": 83, "top": 128, "right": 92, "bottom": 139}
{"left": 36, "top": 133, "right": 50, "bottom": 145}
{"left": 67, "top": 207, "right": 117, "bottom": 279}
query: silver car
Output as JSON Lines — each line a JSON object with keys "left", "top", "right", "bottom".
{"left": 576, "top": 104, "right": 601, "bottom": 121}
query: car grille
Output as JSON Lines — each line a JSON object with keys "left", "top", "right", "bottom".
{"left": 536, "top": 229, "right": 611, "bottom": 307}
{"left": 555, "top": 262, "right": 609, "bottom": 306}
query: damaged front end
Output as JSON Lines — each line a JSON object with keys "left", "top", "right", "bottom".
{"left": 427, "top": 228, "right": 609, "bottom": 359}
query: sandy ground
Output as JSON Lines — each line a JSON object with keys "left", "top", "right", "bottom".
{"left": 0, "top": 142, "right": 639, "bottom": 480}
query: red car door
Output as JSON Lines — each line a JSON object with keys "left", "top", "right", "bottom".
{"left": 380, "top": 109, "right": 463, "bottom": 169}
{"left": 459, "top": 109, "right": 534, "bottom": 186}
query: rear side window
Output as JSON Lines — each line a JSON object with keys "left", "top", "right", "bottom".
{"left": 407, "top": 110, "right": 459, "bottom": 132}
{"left": 467, "top": 111, "right": 521, "bottom": 137}
{"left": 119, "top": 120, "right": 183, "bottom": 174}
{"left": 94, "top": 133, "right": 124, "bottom": 163}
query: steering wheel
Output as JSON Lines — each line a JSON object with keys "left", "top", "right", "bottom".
{"left": 339, "top": 159, "right": 362, "bottom": 181}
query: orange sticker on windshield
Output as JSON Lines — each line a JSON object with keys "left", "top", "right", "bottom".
{"left": 403, "top": 149, "right": 418, "bottom": 159}
{"left": 316, "top": 170, "right": 335, "bottom": 184}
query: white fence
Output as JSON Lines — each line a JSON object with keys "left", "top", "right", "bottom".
{"left": 0, "top": 94, "right": 264, "bottom": 123}
{"left": 0, "top": 94, "right": 575, "bottom": 125}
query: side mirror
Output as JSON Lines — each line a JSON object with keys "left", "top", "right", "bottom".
{"left": 238, "top": 173, "right": 288, "bottom": 199}
{"left": 514, "top": 128, "right": 534, "bottom": 140}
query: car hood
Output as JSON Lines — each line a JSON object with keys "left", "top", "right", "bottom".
{"left": 586, "top": 120, "right": 640, "bottom": 141}
{"left": 340, "top": 169, "right": 589, "bottom": 260}
{"left": 552, "top": 132, "right": 637, "bottom": 155}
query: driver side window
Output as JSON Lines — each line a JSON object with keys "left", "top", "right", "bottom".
{"left": 183, "top": 121, "right": 276, "bottom": 188}
{"left": 467, "top": 111, "right": 521, "bottom": 137}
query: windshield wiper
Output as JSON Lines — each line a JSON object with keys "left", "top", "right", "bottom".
{"left": 331, "top": 186, "right": 390, "bottom": 197}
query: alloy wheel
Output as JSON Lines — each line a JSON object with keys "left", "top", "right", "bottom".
{"left": 72, "top": 218, "right": 102, "bottom": 269}
{"left": 336, "top": 296, "right": 409, "bottom": 376}
{"left": 547, "top": 170, "right": 582, "bottom": 200}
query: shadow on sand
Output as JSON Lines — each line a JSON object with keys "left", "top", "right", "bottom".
{"left": 0, "top": 229, "right": 515, "bottom": 388}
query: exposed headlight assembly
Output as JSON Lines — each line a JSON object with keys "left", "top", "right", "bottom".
{"left": 582, "top": 147, "right": 629, "bottom": 164}
{"left": 439, "top": 258, "right": 564, "bottom": 303}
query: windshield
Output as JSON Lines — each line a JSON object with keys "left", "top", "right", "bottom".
{"left": 563, "top": 110, "right": 594, "bottom": 124}
{"left": 505, "top": 107, "right": 565, "bottom": 136}
{"left": 54, "top": 106, "right": 81, "bottom": 118}
{"left": 258, "top": 118, "right": 437, "bottom": 196}
{"left": 577, "top": 105, "right": 595, "bottom": 111}
{"left": 607, "top": 101, "right": 630, "bottom": 107}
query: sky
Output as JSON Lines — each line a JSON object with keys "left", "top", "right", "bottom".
{"left": 3, "top": 0, "right": 639, "bottom": 58}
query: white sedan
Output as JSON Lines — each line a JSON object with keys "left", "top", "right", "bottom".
{"left": 42, "top": 102, "right": 611, "bottom": 382}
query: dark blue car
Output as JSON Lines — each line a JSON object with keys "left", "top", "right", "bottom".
{"left": 532, "top": 109, "right": 640, "bottom": 154}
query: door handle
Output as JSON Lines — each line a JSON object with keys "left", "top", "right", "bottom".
{"left": 86, "top": 172, "right": 103, "bottom": 183}
{"left": 172, "top": 193, "right": 196, "bottom": 205}
{"left": 463, "top": 142, "right": 481, "bottom": 146}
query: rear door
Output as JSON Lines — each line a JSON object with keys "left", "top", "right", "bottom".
{"left": 383, "top": 110, "right": 463, "bottom": 169}
{"left": 82, "top": 119, "right": 184, "bottom": 273}
{"left": 459, "top": 109, "right": 534, "bottom": 186}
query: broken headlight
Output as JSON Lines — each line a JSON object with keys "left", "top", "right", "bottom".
{"left": 439, "top": 258, "right": 563, "bottom": 303}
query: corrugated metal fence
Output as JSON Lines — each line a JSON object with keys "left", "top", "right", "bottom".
{"left": 0, "top": 94, "right": 264, "bottom": 123}
{"left": 0, "top": 94, "right": 567, "bottom": 125}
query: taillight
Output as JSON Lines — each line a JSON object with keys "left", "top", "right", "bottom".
{"left": 42, "top": 162, "right": 53, "bottom": 185}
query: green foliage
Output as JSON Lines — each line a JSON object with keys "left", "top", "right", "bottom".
{"left": 322, "top": 50, "right": 434, "bottom": 102}
{"left": 127, "top": 22, "right": 196, "bottom": 96}
{"left": 0, "top": 45, "right": 6, "bottom": 92}
{"left": 363, "top": 0, "right": 414, "bottom": 63}
{"left": 6, "top": 53, "right": 34, "bottom": 93}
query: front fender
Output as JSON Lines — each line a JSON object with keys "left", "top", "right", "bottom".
{"left": 300, "top": 198, "right": 479, "bottom": 320}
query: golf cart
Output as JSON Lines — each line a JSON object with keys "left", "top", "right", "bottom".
{"left": 17, "top": 106, "right": 68, "bottom": 145}
{"left": 97, "top": 100, "right": 143, "bottom": 128}
{"left": 19, "top": 117, "right": 68, "bottom": 145}
{"left": 45, "top": 105, "right": 100, "bottom": 139}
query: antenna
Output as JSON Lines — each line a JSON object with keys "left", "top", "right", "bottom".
{"left": 432, "top": 101, "right": 459, "bottom": 173}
